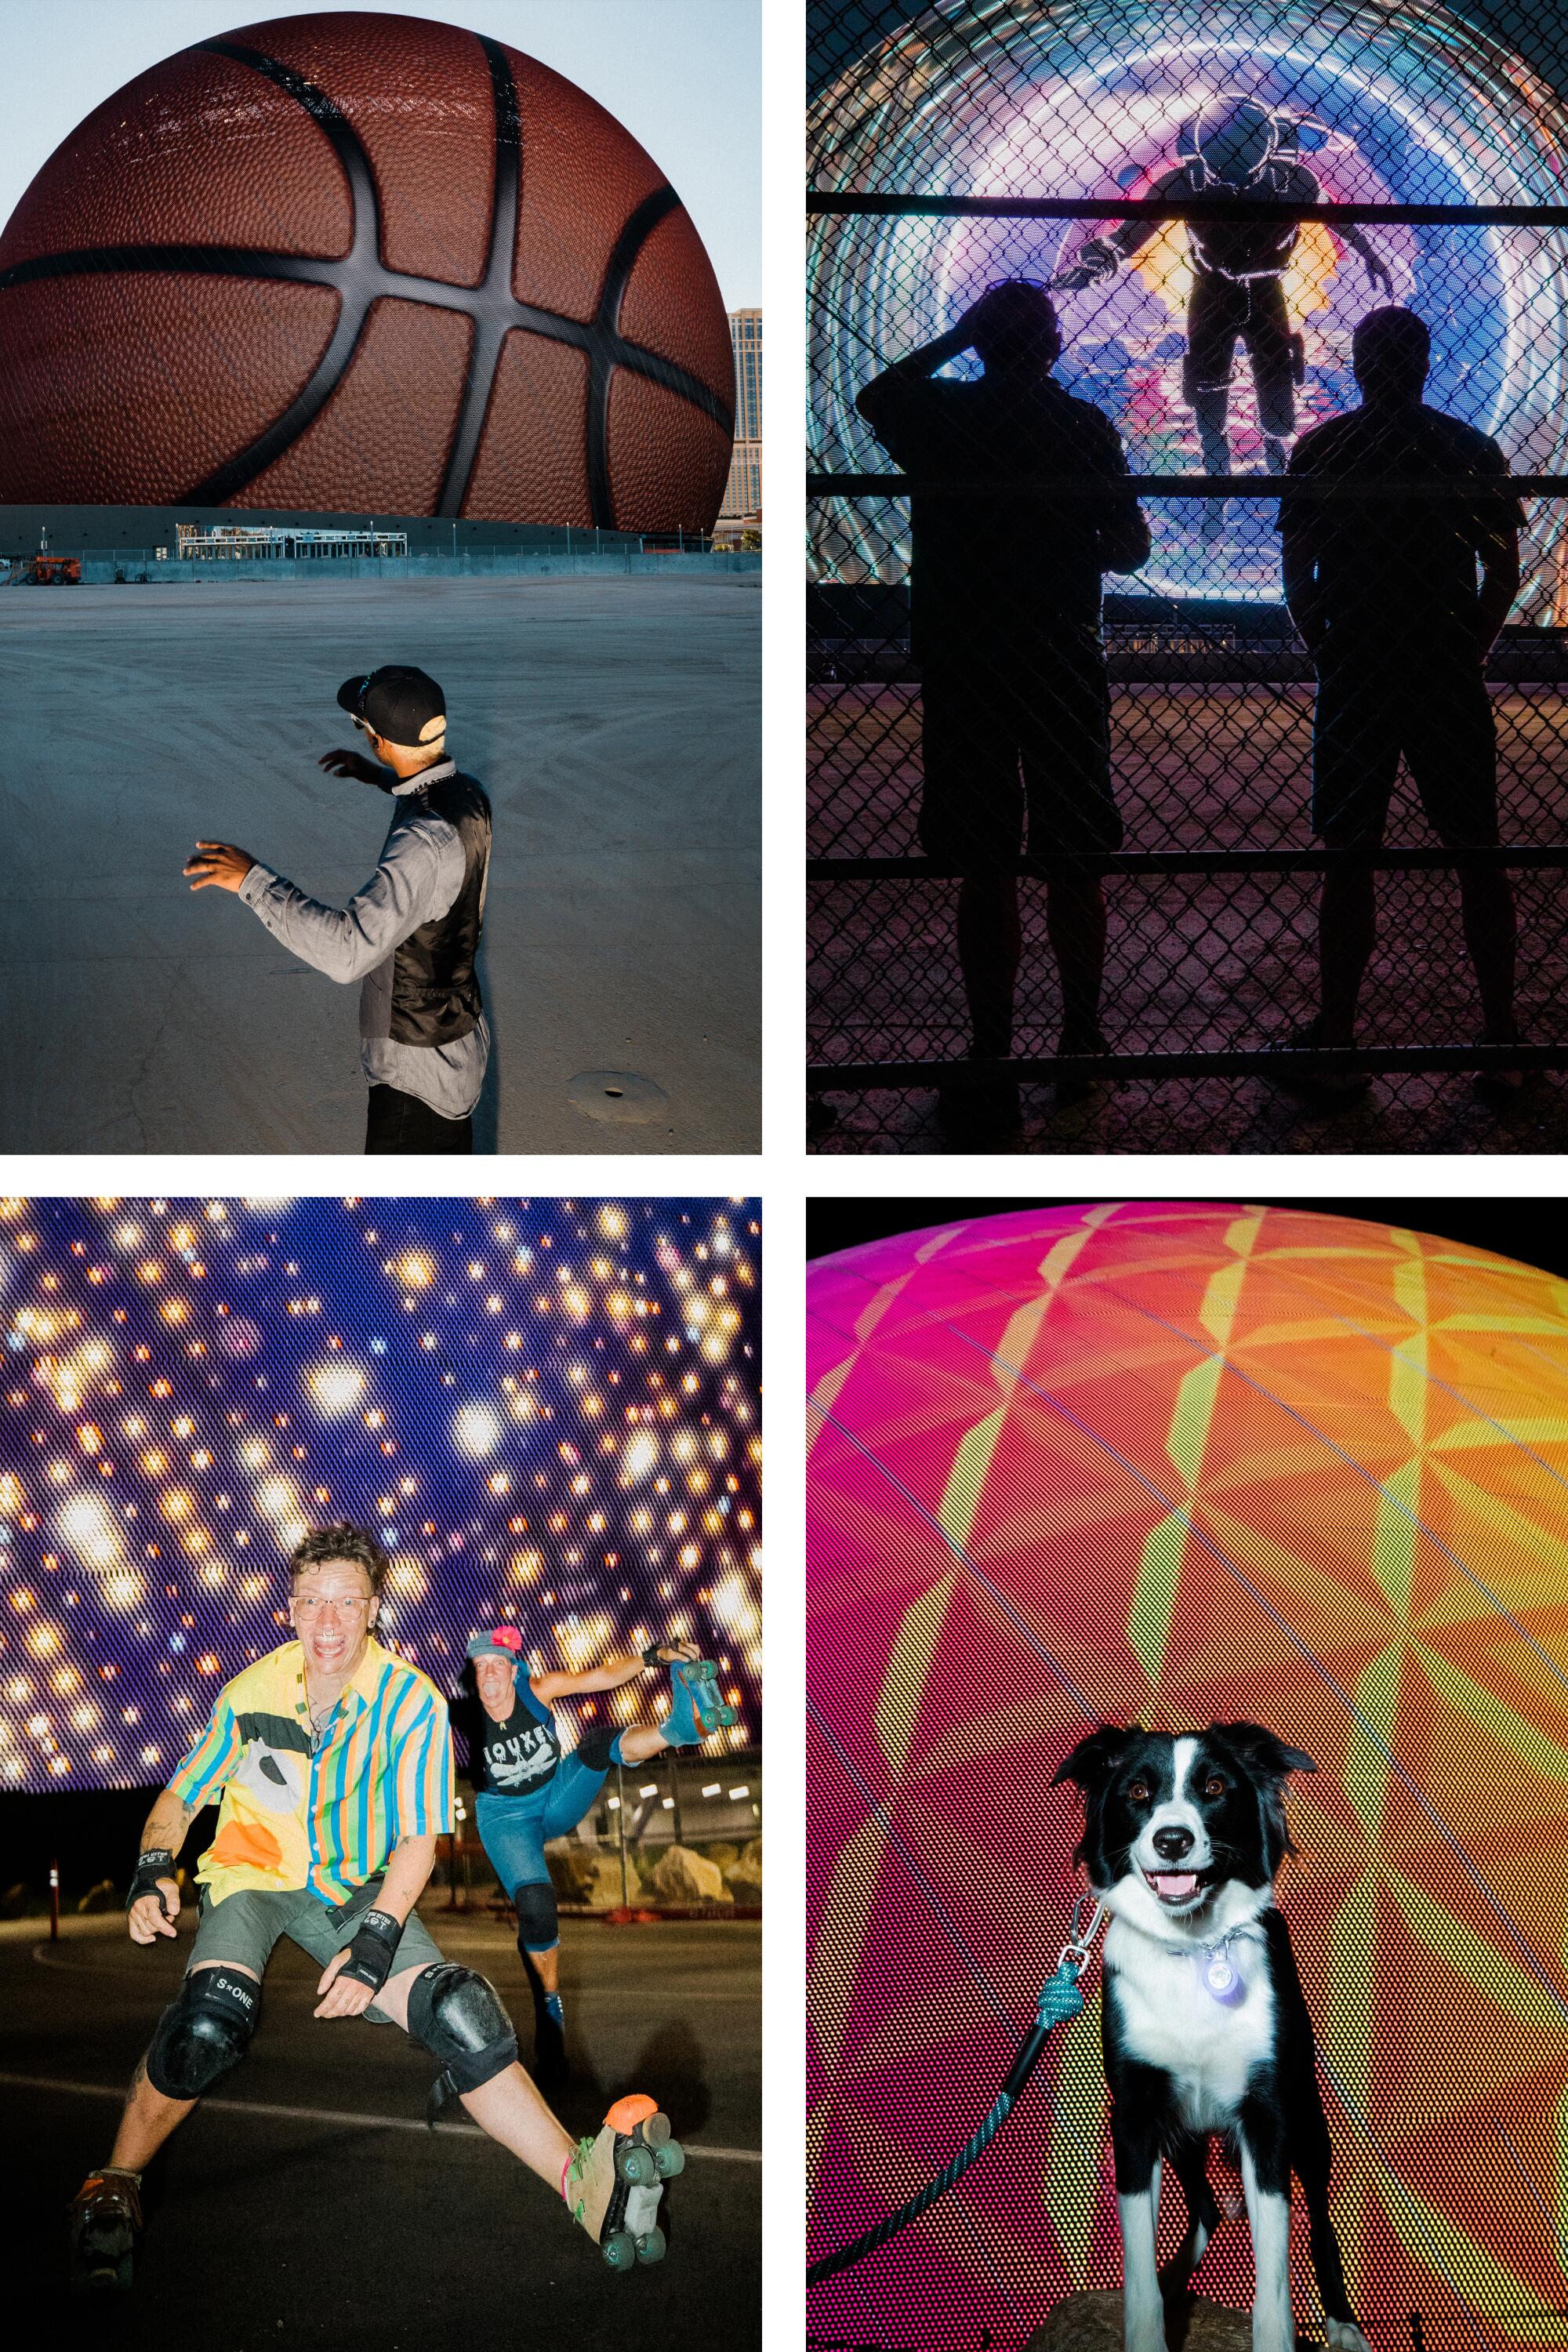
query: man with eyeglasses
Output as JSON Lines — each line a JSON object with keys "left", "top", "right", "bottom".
{"left": 183, "top": 666, "right": 492, "bottom": 1155}
{"left": 67, "top": 1523, "right": 682, "bottom": 2292}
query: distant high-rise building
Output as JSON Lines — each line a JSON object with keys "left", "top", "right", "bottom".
{"left": 731, "top": 307, "right": 761, "bottom": 442}
{"left": 719, "top": 308, "right": 761, "bottom": 539}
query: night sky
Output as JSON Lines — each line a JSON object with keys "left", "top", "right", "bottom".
{"left": 0, "top": 1198, "right": 761, "bottom": 1796}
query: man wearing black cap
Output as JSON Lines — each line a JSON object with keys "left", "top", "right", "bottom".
{"left": 184, "top": 666, "right": 492, "bottom": 1154}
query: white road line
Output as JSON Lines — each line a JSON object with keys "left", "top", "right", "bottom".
{"left": 0, "top": 2071, "right": 760, "bottom": 2161}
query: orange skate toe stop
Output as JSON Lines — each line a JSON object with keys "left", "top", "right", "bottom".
{"left": 606, "top": 2092, "right": 659, "bottom": 2132}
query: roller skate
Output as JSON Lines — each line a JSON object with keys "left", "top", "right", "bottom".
{"left": 564, "top": 2092, "right": 685, "bottom": 2269}
{"left": 662, "top": 1657, "right": 738, "bottom": 1748}
{"left": 67, "top": 2167, "right": 143, "bottom": 2292}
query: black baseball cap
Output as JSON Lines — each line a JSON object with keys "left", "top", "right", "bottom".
{"left": 336, "top": 665, "right": 446, "bottom": 748}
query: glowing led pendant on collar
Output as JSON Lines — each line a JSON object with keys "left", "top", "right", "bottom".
{"left": 1200, "top": 1940, "right": 1246, "bottom": 2004}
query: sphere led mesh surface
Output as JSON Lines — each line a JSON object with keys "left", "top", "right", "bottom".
{"left": 808, "top": 1202, "right": 1568, "bottom": 2350}
{"left": 808, "top": 0, "right": 1568, "bottom": 612}
{"left": 0, "top": 1197, "right": 760, "bottom": 1795}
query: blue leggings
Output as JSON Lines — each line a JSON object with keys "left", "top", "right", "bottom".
{"left": 474, "top": 1760, "right": 610, "bottom": 1944}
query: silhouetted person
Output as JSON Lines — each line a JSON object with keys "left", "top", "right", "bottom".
{"left": 1277, "top": 307, "right": 1524, "bottom": 1098}
{"left": 1057, "top": 93, "right": 1390, "bottom": 537}
{"left": 856, "top": 281, "right": 1150, "bottom": 1139}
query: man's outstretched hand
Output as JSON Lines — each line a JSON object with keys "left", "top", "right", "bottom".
{"left": 127, "top": 1878, "right": 180, "bottom": 1944}
{"left": 318, "top": 747, "right": 386, "bottom": 784}
{"left": 184, "top": 842, "right": 254, "bottom": 892}
{"left": 314, "top": 1947, "right": 378, "bottom": 2020}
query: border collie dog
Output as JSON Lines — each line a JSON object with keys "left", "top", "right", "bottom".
{"left": 1051, "top": 1723, "right": 1373, "bottom": 2352}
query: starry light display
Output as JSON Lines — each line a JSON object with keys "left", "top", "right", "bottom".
{"left": 0, "top": 1197, "right": 761, "bottom": 1795}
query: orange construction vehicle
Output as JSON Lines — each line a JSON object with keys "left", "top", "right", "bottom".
{"left": 27, "top": 554, "right": 82, "bottom": 584}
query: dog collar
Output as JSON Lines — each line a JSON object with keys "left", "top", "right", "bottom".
{"left": 1132, "top": 1918, "right": 1254, "bottom": 2002}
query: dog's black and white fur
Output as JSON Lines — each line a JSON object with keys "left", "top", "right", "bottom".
{"left": 1052, "top": 1722, "right": 1372, "bottom": 2352}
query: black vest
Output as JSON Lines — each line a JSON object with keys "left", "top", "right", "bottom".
{"left": 389, "top": 771, "right": 492, "bottom": 1047}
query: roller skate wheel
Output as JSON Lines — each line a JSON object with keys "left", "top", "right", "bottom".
{"left": 618, "top": 2143, "right": 658, "bottom": 2185}
{"left": 602, "top": 2228, "right": 637, "bottom": 2270}
{"left": 72, "top": 2257, "right": 131, "bottom": 2296}
{"left": 643, "top": 2110, "right": 672, "bottom": 2149}
{"left": 655, "top": 2140, "right": 686, "bottom": 2180}
{"left": 635, "top": 2226, "right": 667, "bottom": 2265}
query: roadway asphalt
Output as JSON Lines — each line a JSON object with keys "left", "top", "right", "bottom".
{"left": 0, "top": 1907, "right": 760, "bottom": 2347}
{"left": 1, "top": 572, "right": 760, "bottom": 1153}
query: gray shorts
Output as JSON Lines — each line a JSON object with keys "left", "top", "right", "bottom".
{"left": 187, "top": 1881, "right": 446, "bottom": 2025}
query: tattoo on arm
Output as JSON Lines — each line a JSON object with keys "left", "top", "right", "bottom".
{"left": 141, "top": 1794, "right": 195, "bottom": 1856}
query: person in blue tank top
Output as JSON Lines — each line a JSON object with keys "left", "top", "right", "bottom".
{"left": 452, "top": 1626, "right": 735, "bottom": 2083}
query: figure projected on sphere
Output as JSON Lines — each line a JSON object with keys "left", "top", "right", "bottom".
{"left": 1055, "top": 95, "right": 1393, "bottom": 531}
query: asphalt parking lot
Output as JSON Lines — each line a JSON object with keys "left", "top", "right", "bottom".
{"left": 0, "top": 1907, "right": 760, "bottom": 2347}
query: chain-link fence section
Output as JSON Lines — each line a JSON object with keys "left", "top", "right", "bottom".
{"left": 808, "top": 0, "right": 1568, "bottom": 1151}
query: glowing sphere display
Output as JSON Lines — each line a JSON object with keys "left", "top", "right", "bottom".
{"left": 809, "top": 0, "right": 1568, "bottom": 610}
{"left": 1, "top": 1196, "right": 760, "bottom": 1793}
{"left": 808, "top": 1203, "right": 1568, "bottom": 2350}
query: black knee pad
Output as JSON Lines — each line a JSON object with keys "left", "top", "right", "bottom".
{"left": 575, "top": 1723, "right": 617, "bottom": 1774}
{"left": 512, "top": 1880, "right": 559, "bottom": 1954}
{"left": 146, "top": 1967, "right": 258, "bottom": 2099}
{"left": 406, "top": 1962, "right": 517, "bottom": 2123}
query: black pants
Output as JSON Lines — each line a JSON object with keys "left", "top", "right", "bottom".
{"left": 1182, "top": 268, "right": 1298, "bottom": 437}
{"left": 1312, "top": 651, "right": 1499, "bottom": 848}
{"left": 917, "top": 632, "right": 1120, "bottom": 867}
{"left": 364, "top": 1083, "right": 473, "bottom": 1155}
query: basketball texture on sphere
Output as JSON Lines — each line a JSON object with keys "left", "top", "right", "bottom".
{"left": 0, "top": 11, "right": 735, "bottom": 529}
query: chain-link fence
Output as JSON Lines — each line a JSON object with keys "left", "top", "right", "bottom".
{"left": 808, "top": 0, "right": 1568, "bottom": 1152}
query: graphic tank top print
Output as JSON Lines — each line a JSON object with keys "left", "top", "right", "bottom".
{"left": 469, "top": 1682, "right": 562, "bottom": 1796}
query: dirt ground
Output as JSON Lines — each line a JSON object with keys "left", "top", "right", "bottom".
{"left": 809, "top": 681, "right": 1568, "bottom": 1153}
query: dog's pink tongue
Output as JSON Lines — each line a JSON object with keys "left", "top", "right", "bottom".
{"left": 1153, "top": 1872, "right": 1198, "bottom": 1899}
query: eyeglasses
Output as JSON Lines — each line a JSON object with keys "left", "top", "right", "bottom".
{"left": 294, "top": 1594, "right": 371, "bottom": 1618}
{"left": 350, "top": 713, "right": 372, "bottom": 735}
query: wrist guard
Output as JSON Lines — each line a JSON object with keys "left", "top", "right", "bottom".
{"left": 126, "top": 1849, "right": 176, "bottom": 1916}
{"left": 641, "top": 1643, "right": 668, "bottom": 1669}
{"left": 341, "top": 1906, "right": 404, "bottom": 1993}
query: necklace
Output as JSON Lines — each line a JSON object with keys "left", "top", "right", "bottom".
{"left": 306, "top": 1686, "right": 339, "bottom": 1753}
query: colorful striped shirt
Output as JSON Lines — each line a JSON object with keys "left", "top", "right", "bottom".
{"left": 166, "top": 1637, "right": 454, "bottom": 1907}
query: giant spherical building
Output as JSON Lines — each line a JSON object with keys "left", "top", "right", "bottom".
{"left": 0, "top": 11, "right": 734, "bottom": 531}
{"left": 809, "top": 1202, "right": 1568, "bottom": 2349}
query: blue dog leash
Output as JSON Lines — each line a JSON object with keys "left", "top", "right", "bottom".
{"left": 806, "top": 1893, "right": 1107, "bottom": 2287}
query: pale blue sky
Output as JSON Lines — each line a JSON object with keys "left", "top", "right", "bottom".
{"left": 2, "top": 0, "right": 759, "bottom": 307}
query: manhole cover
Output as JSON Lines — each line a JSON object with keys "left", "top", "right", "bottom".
{"left": 566, "top": 1070, "right": 669, "bottom": 1124}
